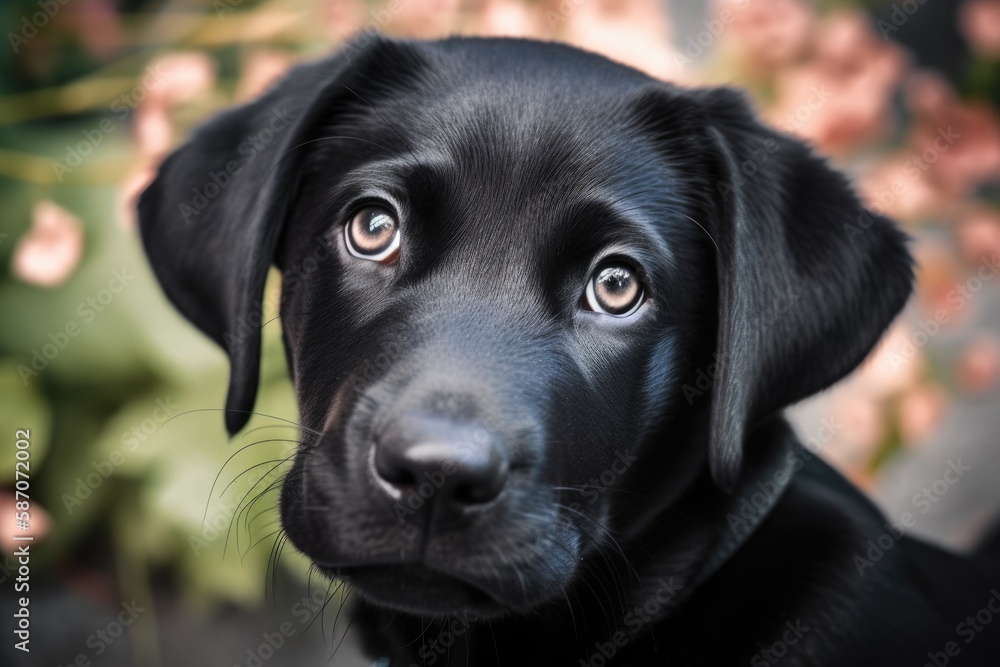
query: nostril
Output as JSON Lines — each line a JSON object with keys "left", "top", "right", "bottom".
{"left": 371, "top": 414, "right": 509, "bottom": 520}
{"left": 375, "top": 458, "right": 417, "bottom": 487}
{"left": 452, "top": 476, "right": 502, "bottom": 505}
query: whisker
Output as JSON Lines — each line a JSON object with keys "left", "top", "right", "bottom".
{"left": 158, "top": 407, "right": 321, "bottom": 438}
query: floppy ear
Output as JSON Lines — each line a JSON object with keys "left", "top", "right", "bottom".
{"left": 691, "top": 88, "right": 913, "bottom": 489}
{"left": 138, "top": 37, "right": 420, "bottom": 435}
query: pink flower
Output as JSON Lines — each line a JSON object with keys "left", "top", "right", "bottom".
{"left": 906, "top": 72, "right": 1000, "bottom": 199}
{"left": 67, "top": 0, "right": 124, "bottom": 61}
{"left": 388, "top": 0, "right": 462, "bottom": 38}
{"left": 858, "top": 157, "right": 944, "bottom": 222}
{"left": 145, "top": 53, "right": 217, "bottom": 108}
{"left": 118, "top": 165, "right": 156, "bottom": 231}
{"left": 134, "top": 105, "right": 173, "bottom": 160}
{"left": 475, "top": 0, "right": 545, "bottom": 38}
{"left": 960, "top": 0, "right": 1000, "bottom": 58}
{"left": 957, "top": 207, "right": 1000, "bottom": 264}
{"left": 857, "top": 321, "right": 927, "bottom": 398}
{"left": 12, "top": 201, "right": 84, "bottom": 287}
{"left": 767, "top": 12, "right": 905, "bottom": 154}
{"left": 898, "top": 383, "right": 949, "bottom": 445}
{"left": 324, "top": 0, "right": 367, "bottom": 42}
{"left": 956, "top": 337, "right": 1000, "bottom": 395}
{"left": 829, "top": 393, "right": 888, "bottom": 456}
{"left": 717, "top": 0, "right": 814, "bottom": 74}
{"left": 560, "top": 0, "right": 679, "bottom": 79}
{"left": 237, "top": 51, "right": 296, "bottom": 102}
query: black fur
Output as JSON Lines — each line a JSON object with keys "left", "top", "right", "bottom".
{"left": 138, "top": 36, "right": 1000, "bottom": 665}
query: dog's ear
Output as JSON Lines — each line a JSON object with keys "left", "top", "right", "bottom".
{"left": 138, "top": 37, "right": 420, "bottom": 435}
{"left": 686, "top": 88, "right": 913, "bottom": 489}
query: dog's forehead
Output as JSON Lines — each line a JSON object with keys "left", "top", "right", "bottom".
{"left": 359, "top": 37, "right": 662, "bottom": 188}
{"left": 319, "top": 39, "right": 687, "bottom": 278}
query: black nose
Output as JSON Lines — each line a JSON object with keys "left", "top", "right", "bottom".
{"left": 373, "top": 413, "right": 508, "bottom": 528}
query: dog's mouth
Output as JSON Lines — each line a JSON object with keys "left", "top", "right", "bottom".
{"left": 330, "top": 563, "right": 510, "bottom": 616}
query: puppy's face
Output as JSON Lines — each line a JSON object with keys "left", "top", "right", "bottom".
{"left": 138, "top": 38, "right": 912, "bottom": 620}
{"left": 275, "top": 71, "right": 714, "bottom": 615}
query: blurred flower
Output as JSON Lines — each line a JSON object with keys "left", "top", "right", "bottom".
{"left": 237, "top": 51, "right": 296, "bottom": 101}
{"left": 118, "top": 165, "right": 157, "bottom": 231}
{"left": 145, "top": 53, "right": 217, "bottom": 108}
{"left": 906, "top": 72, "right": 1000, "bottom": 198}
{"left": 0, "top": 491, "right": 50, "bottom": 553}
{"left": 961, "top": 0, "right": 1000, "bottom": 58}
{"left": 830, "top": 392, "right": 888, "bottom": 456}
{"left": 717, "top": 0, "right": 814, "bottom": 74}
{"left": 475, "top": 0, "right": 544, "bottom": 38}
{"left": 856, "top": 321, "right": 927, "bottom": 398}
{"left": 858, "top": 156, "right": 944, "bottom": 222}
{"left": 769, "top": 11, "right": 905, "bottom": 154}
{"left": 134, "top": 105, "right": 173, "bottom": 160}
{"left": 957, "top": 207, "right": 1000, "bottom": 264}
{"left": 912, "top": 241, "right": 977, "bottom": 324}
{"left": 389, "top": 0, "right": 463, "bottom": 38}
{"left": 898, "top": 383, "right": 949, "bottom": 445}
{"left": 129, "top": 53, "right": 216, "bottom": 161}
{"left": 956, "top": 336, "right": 1000, "bottom": 394}
{"left": 324, "top": 0, "right": 367, "bottom": 42}
{"left": 561, "top": 0, "right": 679, "bottom": 79}
{"left": 66, "top": 0, "right": 124, "bottom": 61}
{"left": 12, "top": 201, "right": 84, "bottom": 287}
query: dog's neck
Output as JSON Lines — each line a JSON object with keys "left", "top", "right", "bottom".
{"left": 615, "top": 417, "right": 800, "bottom": 624}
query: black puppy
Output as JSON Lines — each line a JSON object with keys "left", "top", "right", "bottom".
{"left": 139, "top": 37, "right": 1000, "bottom": 665}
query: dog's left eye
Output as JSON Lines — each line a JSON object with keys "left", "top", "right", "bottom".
{"left": 345, "top": 206, "right": 400, "bottom": 263}
{"left": 583, "top": 262, "right": 645, "bottom": 317}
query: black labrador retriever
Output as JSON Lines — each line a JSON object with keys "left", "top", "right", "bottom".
{"left": 138, "top": 36, "right": 1000, "bottom": 666}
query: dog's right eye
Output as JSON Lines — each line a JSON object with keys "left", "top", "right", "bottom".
{"left": 583, "top": 261, "right": 645, "bottom": 317}
{"left": 345, "top": 206, "right": 400, "bottom": 263}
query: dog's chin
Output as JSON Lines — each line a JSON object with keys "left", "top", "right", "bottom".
{"left": 331, "top": 563, "right": 524, "bottom": 618}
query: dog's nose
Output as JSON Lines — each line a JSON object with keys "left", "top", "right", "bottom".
{"left": 373, "top": 413, "right": 508, "bottom": 527}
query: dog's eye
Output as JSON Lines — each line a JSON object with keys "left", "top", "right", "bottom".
{"left": 584, "top": 262, "right": 645, "bottom": 317}
{"left": 345, "top": 207, "right": 400, "bottom": 263}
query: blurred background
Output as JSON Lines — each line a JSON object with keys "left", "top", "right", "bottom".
{"left": 0, "top": 0, "right": 998, "bottom": 665}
